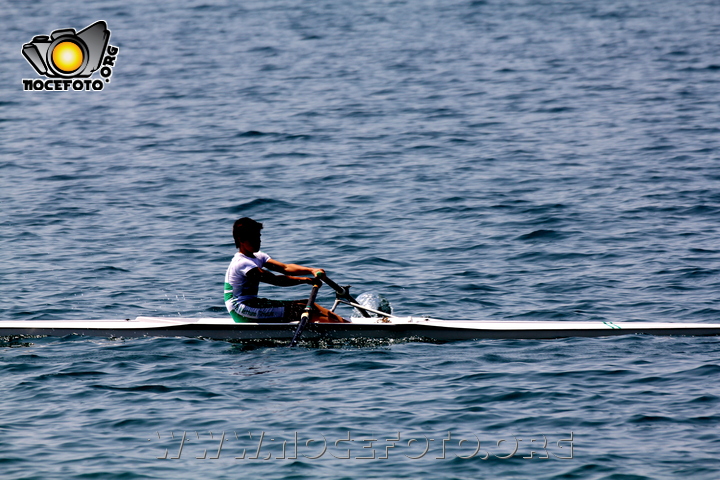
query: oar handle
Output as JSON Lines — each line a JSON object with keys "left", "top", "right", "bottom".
{"left": 289, "top": 276, "right": 322, "bottom": 347}
{"left": 300, "top": 282, "right": 321, "bottom": 322}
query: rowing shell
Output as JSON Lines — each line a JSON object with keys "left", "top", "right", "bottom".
{"left": 2, "top": 317, "right": 720, "bottom": 342}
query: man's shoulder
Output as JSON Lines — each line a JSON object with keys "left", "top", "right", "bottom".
{"left": 229, "top": 251, "right": 271, "bottom": 266}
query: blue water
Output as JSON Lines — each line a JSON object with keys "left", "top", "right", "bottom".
{"left": 2, "top": 0, "right": 720, "bottom": 478}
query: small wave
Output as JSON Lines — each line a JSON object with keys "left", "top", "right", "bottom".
{"left": 678, "top": 364, "right": 720, "bottom": 376}
{"left": 39, "top": 174, "right": 103, "bottom": 182}
{"left": 90, "top": 384, "right": 176, "bottom": 393}
{"left": 225, "top": 198, "right": 296, "bottom": 214}
{"left": 236, "top": 131, "right": 316, "bottom": 140}
{"left": 689, "top": 395, "right": 719, "bottom": 404}
{"left": 629, "top": 415, "right": 676, "bottom": 424}
{"left": 94, "top": 266, "right": 130, "bottom": 273}
{"left": 459, "top": 283, "right": 499, "bottom": 292}
{"left": 517, "top": 229, "right": 563, "bottom": 241}
{"left": 348, "top": 257, "right": 409, "bottom": 267}
{"left": 237, "top": 130, "right": 265, "bottom": 137}
{"left": 38, "top": 371, "right": 107, "bottom": 379}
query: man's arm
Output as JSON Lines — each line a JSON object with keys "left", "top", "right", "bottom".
{"left": 247, "top": 267, "right": 315, "bottom": 287}
{"left": 266, "top": 259, "right": 324, "bottom": 277}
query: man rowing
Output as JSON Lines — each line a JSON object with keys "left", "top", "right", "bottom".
{"left": 224, "top": 217, "right": 348, "bottom": 323}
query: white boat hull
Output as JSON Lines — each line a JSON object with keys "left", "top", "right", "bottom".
{"left": 2, "top": 317, "right": 720, "bottom": 342}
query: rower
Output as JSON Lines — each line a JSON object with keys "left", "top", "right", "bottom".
{"left": 224, "top": 217, "right": 348, "bottom": 323}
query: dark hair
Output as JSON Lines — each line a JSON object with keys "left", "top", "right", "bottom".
{"left": 233, "top": 217, "right": 263, "bottom": 248}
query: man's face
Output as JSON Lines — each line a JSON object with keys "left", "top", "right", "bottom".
{"left": 248, "top": 231, "right": 261, "bottom": 252}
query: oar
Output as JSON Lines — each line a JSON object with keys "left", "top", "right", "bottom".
{"left": 334, "top": 299, "right": 397, "bottom": 318}
{"left": 288, "top": 278, "right": 321, "bottom": 347}
{"left": 319, "top": 273, "right": 371, "bottom": 318}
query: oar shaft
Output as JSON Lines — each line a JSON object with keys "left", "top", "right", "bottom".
{"left": 339, "top": 300, "right": 396, "bottom": 318}
{"left": 289, "top": 282, "right": 320, "bottom": 347}
{"left": 302, "top": 283, "right": 321, "bottom": 320}
{"left": 319, "top": 274, "right": 345, "bottom": 294}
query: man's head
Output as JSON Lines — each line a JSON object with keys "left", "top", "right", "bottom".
{"left": 233, "top": 217, "right": 263, "bottom": 252}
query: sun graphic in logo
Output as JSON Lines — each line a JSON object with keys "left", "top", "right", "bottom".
{"left": 51, "top": 41, "right": 84, "bottom": 73}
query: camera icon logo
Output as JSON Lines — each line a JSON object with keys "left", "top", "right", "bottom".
{"left": 23, "top": 21, "right": 109, "bottom": 77}
{"left": 22, "top": 21, "right": 119, "bottom": 91}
